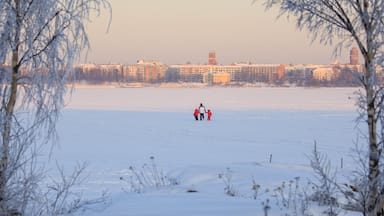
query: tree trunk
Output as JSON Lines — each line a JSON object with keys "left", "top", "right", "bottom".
{"left": 365, "top": 59, "right": 381, "bottom": 216}
{"left": 0, "top": 53, "right": 19, "bottom": 216}
{"left": 0, "top": 0, "right": 21, "bottom": 214}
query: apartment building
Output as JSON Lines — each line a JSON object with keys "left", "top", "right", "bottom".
{"left": 312, "top": 67, "right": 337, "bottom": 81}
{"left": 136, "top": 60, "right": 168, "bottom": 83}
{"left": 169, "top": 64, "right": 210, "bottom": 83}
{"left": 234, "top": 64, "right": 285, "bottom": 83}
{"left": 169, "top": 63, "right": 284, "bottom": 84}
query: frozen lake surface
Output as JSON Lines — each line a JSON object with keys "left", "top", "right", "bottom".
{"left": 65, "top": 87, "right": 356, "bottom": 111}
{"left": 52, "top": 87, "right": 360, "bottom": 216}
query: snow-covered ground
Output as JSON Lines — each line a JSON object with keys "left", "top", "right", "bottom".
{"left": 52, "top": 87, "right": 361, "bottom": 215}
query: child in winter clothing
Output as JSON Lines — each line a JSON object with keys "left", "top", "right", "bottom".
{"left": 207, "top": 109, "right": 212, "bottom": 121}
{"left": 193, "top": 108, "right": 199, "bottom": 121}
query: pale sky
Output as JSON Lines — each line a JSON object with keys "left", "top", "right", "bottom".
{"left": 82, "top": 0, "right": 350, "bottom": 65}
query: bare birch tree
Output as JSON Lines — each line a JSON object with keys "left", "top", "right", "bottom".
{"left": 0, "top": 0, "right": 110, "bottom": 215}
{"left": 253, "top": 0, "right": 384, "bottom": 215}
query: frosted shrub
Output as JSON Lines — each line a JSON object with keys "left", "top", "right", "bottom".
{"left": 272, "top": 177, "right": 313, "bottom": 216}
{"left": 218, "top": 167, "right": 238, "bottom": 197}
{"left": 262, "top": 199, "right": 271, "bottom": 216}
{"left": 307, "top": 143, "right": 341, "bottom": 216}
{"left": 252, "top": 178, "right": 261, "bottom": 200}
{"left": 120, "top": 156, "right": 179, "bottom": 193}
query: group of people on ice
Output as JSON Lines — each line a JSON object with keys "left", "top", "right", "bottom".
{"left": 194, "top": 103, "right": 212, "bottom": 121}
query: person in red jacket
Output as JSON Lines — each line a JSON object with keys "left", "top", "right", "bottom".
{"left": 193, "top": 108, "right": 199, "bottom": 121}
{"left": 207, "top": 109, "right": 212, "bottom": 121}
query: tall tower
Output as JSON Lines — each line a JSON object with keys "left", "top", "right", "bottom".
{"left": 350, "top": 47, "right": 359, "bottom": 65}
{"left": 208, "top": 51, "right": 217, "bottom": 65}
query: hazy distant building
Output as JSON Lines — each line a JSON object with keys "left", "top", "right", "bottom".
{"left": 237, "top": 64, "right": 285, "bottom": 83}
{"left": 350, "top": 47, "right": 359, "bottom": 65}
{"left": 74, "top": 47, "right": 371, "bottom": 86}
{"left": 313, "top": 67, "right": 337, "bottom": 81}
{"left": 208, "top": 51, "right": 217, "bottom": 65}
{"left": 212, "top": 73, "right": 231, "bottom": 84}
{"left": 170, "top": 64, "right": 210, "bottom": 82}
{"left": 337, "top": 64, "right": 363, "bottom": 85}
{"left": 172, "top": 63, "right": 285, "bottom": 84}
{"left": 75, "top": 63, "right": 124, "bottom": 83}
{"left": 170, "top": 64, "right": 243, "bottom": 83}
{"left": 136, "top": 60, "right": 168, "bottom": 83}
{"left": 202, "top": 65, "right": 241, "bottom": 84}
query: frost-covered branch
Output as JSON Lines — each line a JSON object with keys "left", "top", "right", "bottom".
{"left": 255, "top": 0, "right": 384, "bottom": 214}
{"left": 35, "top": 162, "right": 108, "bottom": 216}
{"left": 0, "top": 0, "right": 111, "bottom": 215}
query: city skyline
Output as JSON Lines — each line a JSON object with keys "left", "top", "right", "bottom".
{"left": 75, "top": 48, "right": 362, "bottom": 86}
{"left": 83, "top": 0, "right": 351, "bottom": 65}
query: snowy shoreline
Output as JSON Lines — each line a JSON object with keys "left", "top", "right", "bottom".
{"left": 71, "top": 82, "right": 360, "bottom": 89}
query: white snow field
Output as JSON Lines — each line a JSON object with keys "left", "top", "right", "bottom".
{"left": 51, "top": 87, "right": 362, "bottom": 216}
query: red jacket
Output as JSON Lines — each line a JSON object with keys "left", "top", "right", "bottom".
{"left": 193, "top": 108, "right": 199, "bottom": 116}
{"left": 207, "top": 109, "right": 212, "bottom": 120}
